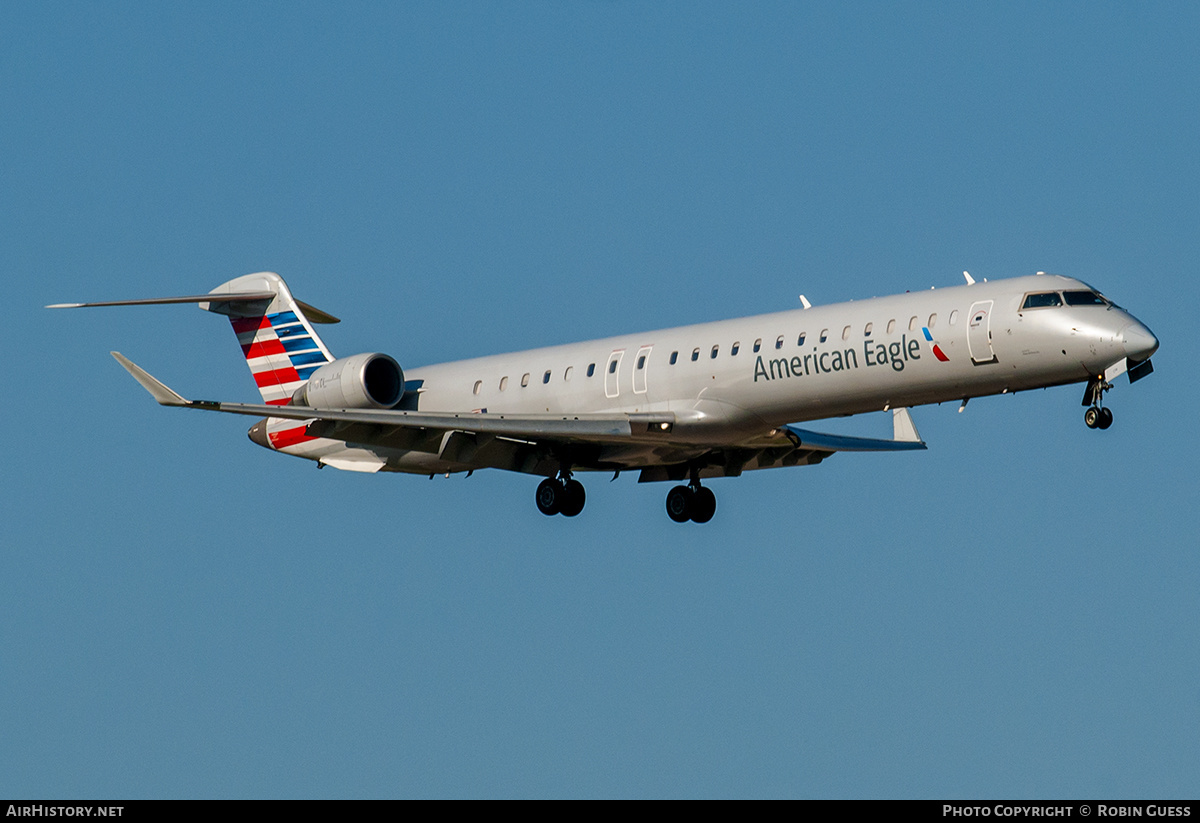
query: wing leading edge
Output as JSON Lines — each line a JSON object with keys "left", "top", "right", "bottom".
{"left": 111, "top": 352, "right": 925, "bottom": 481}
{"left": 783, "top": 408, "right": 925, "bottom": 452}
{"left": 111, "top": 352, "right": 673, "bottom": 443}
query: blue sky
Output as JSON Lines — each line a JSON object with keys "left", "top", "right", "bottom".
{"left": 3, "top": 2, "right": 1197, "bottom": 798}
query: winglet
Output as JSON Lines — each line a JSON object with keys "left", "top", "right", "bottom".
{"left": 110, "top": 352, "right": 189, "bottom": 406}
{"left": 892, "top": 407, "right": 923, "bottom": 443}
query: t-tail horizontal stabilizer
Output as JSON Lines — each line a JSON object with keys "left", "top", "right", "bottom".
{"left": 48, "top": 292, "right": 275, "bottom": 310}
{"left": 47, "top": 287, "right": 339, "bottom": 324}
{"left": 783, "top": 408, "right": 925, "bottom": 453}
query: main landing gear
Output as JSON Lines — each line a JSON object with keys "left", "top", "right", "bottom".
{"left": 536, "top": 471, "right": 586, "bottom": 517}
{"left": 534, "top": 469, "right": 718, "bottom": 523}
{"left": 1083, "top": 377, "right": 1114, "bottom": 430}
{"left": 665, "top": 479, "right": 717, "bottom": 524}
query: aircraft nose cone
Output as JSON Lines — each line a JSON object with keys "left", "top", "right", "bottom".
{"left": 1120, "top": 321, "right": 1159, "bottom": 361}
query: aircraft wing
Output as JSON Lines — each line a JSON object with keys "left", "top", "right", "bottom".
{"left": 783, "top": 408, "right": 926, "bottom": 452}
{"left": 112, "top": 352, "right": 924, "bottom": 482}
{"left": 111, "top": 352, "right": 672, "bottom": 443}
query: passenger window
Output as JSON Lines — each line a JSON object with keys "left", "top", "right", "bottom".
{"left": 499, "top": 376, "right": 508, "bottom": 391}
{"left": 565, "top": 366, "right": 573, "bottom": 381}
{"left": 711, "top": 345, "right": 719, "bottom": 359}
{"left": 473, "top": 380, "right": 482, "bottom": 395}
{"left": 587, "top": 363, "right": 595, "bottom": 377}
{"left": 731, "top": 342, "right": 740, "bottom": 356}
{"left": 670, "top": 351, "right": 678, "bottom": 365}
{"left": 928, "top": 313, "right": 937, "bottom": 327}
{"left": 887, "top": 319, "right": 896, "bottom": 334}
{"left": 949, "top": 310, "right": 958, "bottom": 326}
{"left": 1022, "top": 292, "right": 1063, "bottom": 309}
{"left": 842, "top": 325, "right": 851, "bottom": 341}
{"left": 691, "top": 348, "right": 700, "bottom": 361}
{"left": 543, "top": 370, "right": 551, "bottom": 384}
{"left": 819, "top": 329, "right": 828, "bottom": 343}
{"left": 637, "top": 355, "right": 646, "bottom": 369}
{"left": 609, "top": 360, "right": 618, "bottom": 374}
{"left": 797, "top": 333, "right": 806, "bottom": 346}
{"left": 521, "top": 373, "right": 530, "bottom": 387}
{"left": 864, "top": 323, "right": 873, "bottom": 337}
{"left": 775, "top": 336, "right": 784, "bottom": 350}
{"left": 909, "top": 316, "right": 918, "bottom": 331}
{"left": 753, "top": 339, "right": 762, "bottom": 353}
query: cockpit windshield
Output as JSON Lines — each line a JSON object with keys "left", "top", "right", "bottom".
{"left": 1062, "top": 290, "right": 1109, "bottom": 307}
{"left": 1022, "top": 290, "right": 1111, "bottom": 310}
{"left": 1022, "top": 292, "right": 1062, "bottom": 309}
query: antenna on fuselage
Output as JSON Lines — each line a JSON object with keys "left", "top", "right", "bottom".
{"left": 798, "top": 295, "right": 812, "bottom": 309}
{"left": 963, "top": 271, "right": 975, "bottom": 285}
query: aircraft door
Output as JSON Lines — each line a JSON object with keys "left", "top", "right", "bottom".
{"left": 605, "top": 349, "right": 624, "bottom": 399}
{"left": 632, "top": 345, "right": 652, "bottom": 395}
{"left": 967, "top": 300, "right": 999, "bottom": 365}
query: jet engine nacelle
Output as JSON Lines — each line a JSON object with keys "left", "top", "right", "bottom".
{"left": 291, "top": 353, "right": 404, "bottom": 409}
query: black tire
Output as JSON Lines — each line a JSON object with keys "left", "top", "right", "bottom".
{"left": 666, "top": 485, "right": 694, "bottom": 523}
{"left": 559, "top": 479, "right": 586, "bottom": 517}
{"left": 536, "top": 477, "right": 561, "bottom": 516}
{"left": 1098, "top": 407, "right": 1113, "bottom": 429}
{"left": 691, "top": 486, "right": 716, "bottom": 523}
{"left": 1084, "top": 407, "right": 1100, "bottom": 429}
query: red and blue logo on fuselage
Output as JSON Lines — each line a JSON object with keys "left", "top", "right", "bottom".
{"left": 922, "top": 327, "right": 950, "bottom": 362}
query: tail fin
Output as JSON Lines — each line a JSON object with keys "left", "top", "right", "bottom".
{"left": 201, "top": 272, "right": 337, "bottom": 406}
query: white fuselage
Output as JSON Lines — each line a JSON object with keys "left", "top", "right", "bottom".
{"left": 275, "top": 274, "right": 1157, "bottom": 475}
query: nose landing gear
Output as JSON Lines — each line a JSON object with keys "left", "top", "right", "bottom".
{"left": 535, "top": 471, "right": 586, "bottom": 517}
{"left": 1084, "top": 406, "right": 1113, "bottom": 430}
{"left": 1082, "top": 377, "right": 1114, "bottom": 430}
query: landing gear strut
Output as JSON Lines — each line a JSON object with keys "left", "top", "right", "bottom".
{"left": 665, "top": 473, "right": 717, "bottom": 524}
{"left": 535, "top": 470, "right": 586, "bottom": 517}
{"left": 1082, "top": 377, "right": 1114, "bottom": 430}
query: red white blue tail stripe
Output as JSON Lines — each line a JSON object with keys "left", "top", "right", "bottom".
{"left": 231, "top": 309, "right": 334, "bottom": 405}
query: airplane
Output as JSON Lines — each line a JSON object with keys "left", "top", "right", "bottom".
{"left": 50, "top": 270, "right": 1158, "bottom": 523}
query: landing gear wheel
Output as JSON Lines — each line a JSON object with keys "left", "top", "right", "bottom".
{"left": 690, "top": 486, "right": 717, "bottom": 523}
{"left": 1084, "top": 407, "right": 1100, "bottom": 429}
{"left": 1098, "top": 407, "right": 1113, "bottom": 429}
{"left": 536, "top": 477, "right": 561, "bottom": 516}
{"left": 559, "top": 479, "right": 586, "bottom": 517}
{"left": 666, "top": 485, "right": 694, "bottom": 523}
